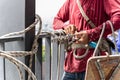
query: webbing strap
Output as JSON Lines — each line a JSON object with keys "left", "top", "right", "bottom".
{"left": 77, "top": 0, "right": 96, "bottom": 28}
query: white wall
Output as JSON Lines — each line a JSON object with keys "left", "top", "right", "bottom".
{"left": 36, "top": 0, "right": 65, "bottom": 20}
{"left": 36, "top": 0, "right": 66, "bottom": 30}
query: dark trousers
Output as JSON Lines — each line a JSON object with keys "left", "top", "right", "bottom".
{"left": 62, "top": 71, "right": 85, "bottom": 80}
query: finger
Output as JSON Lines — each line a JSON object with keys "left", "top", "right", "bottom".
{"left": 64, "top": 25, "right": 76, "bottom": 34}
{"left": 64, "top": 28, "right": 68, "bottom": 34}
{"left": 67, "top": 27, "right": 71, "bottom": 34}
{"left": 64, "top": 26, "right": 70, "bottom": 34}
{"left": 71, "top": 25, "right": 75, "bottom": 34}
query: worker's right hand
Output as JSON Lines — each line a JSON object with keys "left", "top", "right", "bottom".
{"left": 75, "top": 30, "right": 89, "bottom": 44}
{"left": 63, "top": 24, "right": 76, "bottom": 34}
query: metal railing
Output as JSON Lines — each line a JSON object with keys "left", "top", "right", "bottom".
{"left": 36, "top": 32, "right": 65, "bottom": 80}
{"left": 0, "top": 32, "right": 65, "bottom": 80}
{"left": 0, "top": 35, "right": 24, "bottom": 80}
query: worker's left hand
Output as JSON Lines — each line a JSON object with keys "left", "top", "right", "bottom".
{"left": 75, "top": 30, "right": 89, "bottom": 44}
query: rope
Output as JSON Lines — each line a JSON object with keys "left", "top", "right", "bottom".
{"left": 77, "top": 0, "right": 96, "bottom": 28}
{"left": 0, "top": 13, "right": 110, "bottom": 80}
{"left": 92, "top": 23, "right": 106, "bottom": 56}
{"left": 0, "top": 14, "right": 42, "bottom": 80}
{"left": 0, "top": 52, "right": 37, "bottom": 80}
{"left": 43, "top": 29, "right": 91, "bottom": 59}
{"left": 0, "top": 14, "right": 77, "bottom": 80}
{"left": 0, "top": 15, "right": 39, "bottom": 38}
{"left": 93, "top": 21, "right": 118, "bottom": 56}
{"left": 108, "top": 21, "right": 118, "bottom": 54}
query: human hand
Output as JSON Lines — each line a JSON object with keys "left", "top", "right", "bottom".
{"left": 63, "top": 24, "right": 76, "bottom": 34}
{"left": 75, "top": 31, "right": 89, "bottom": 44}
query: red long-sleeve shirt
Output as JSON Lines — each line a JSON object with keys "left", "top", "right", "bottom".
{"left": 53, "top": 0, "right": 120, "bottom": 73}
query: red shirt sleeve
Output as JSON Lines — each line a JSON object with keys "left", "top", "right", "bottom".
{"left": 87, "top": 0, "right": 120, "bottom": 42}
{"left": 53, "top": 0, "right": 70, "bottom": 30}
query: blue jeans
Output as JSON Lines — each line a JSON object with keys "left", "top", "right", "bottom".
{"left": 62, "top": 71, "right": 85, "bottom": 80}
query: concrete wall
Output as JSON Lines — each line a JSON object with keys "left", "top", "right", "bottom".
{"left": 0, "top": 0, "right": 25, "bottom": 80}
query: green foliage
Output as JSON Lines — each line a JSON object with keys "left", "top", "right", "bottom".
{"left": 42, "top": 46, "right": 45, "bottom": 62}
